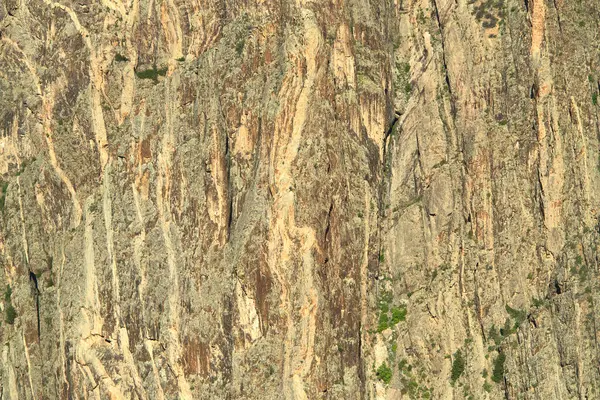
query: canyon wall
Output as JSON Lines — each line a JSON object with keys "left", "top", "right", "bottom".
{"left": 1, "top": 0, "right": 600, "bottom": 398}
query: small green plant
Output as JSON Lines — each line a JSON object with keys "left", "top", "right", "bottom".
{"left": 4, "top": 285, "right": 16, "bottom": 325}
{"left": 0, "top": 181, "right": 8, "bottom": 211}
{"left": 483, "top": 381, "right": 493, "bottom": 393}
{"left": 5, "top": 304, "right": 16, "bottom": 325}
{"left": 505, "top": 305, "right": 526, "bottom": 329}
{"left": 450, "top": 350, "right": 465, "bottom": 383}
{"left": 376, "top": 290, "right": 406, "bottom": 332}
{"left": 398, "top": 358, "right": 409, "bottom": 372}
{"left": 114, "top": 53, "right": 129, "bottom": 62}
{"left": 379, "top": 300, "right": 389, "bottom": 313}
{"left": 407, "top": 379, "right": 419, "bottom": 396}
{"left": 390, "top": 306, "right": 407, "bottom": 325}
{"left": 377, "top": 312, "right": 389, "bottom": 332}
{"left": 176, "top": 56, "right": 186, "bottom": 62}
{"left": 500, "top": 318, "right": 514, "bottom": 336}
{"left": 491, "top": 353, "right": 506, "bottom": 383}
{"left": 488, "top": 325, "right": 502, "bottom": 346}
{"left": 432, "top": 159, "right": 447, "bottom": 169}
{"left": 376, "top": 363, "right": 393, "bottom": 384}
{"left": 236, "top": 39, "right": 245, "bottom": 55}
{"left": 417, "top": 9, "right": 427, "bottom": 24}
{"left": 378, "top": 290, "right": 392, "bottom": 307}
{"left": 578, "top": 265, "right": 589, "bottom": 280}
{"left": 4, "top": 285, "right": 12, "bottom": 302}
{"left": 135, "top": 66, "right": 168, "bottom": 82}
{"left": 593, "top": 93, "right": 598, "bottom": 105}
{"left": 430, "top": 269, "right": 438, "bottom": 280}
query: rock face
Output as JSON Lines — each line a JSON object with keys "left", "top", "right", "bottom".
{"left": 1, "top": 0, "right": 600, "bottom": 398}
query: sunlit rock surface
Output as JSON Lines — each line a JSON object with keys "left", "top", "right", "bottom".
{"left": 2, "top": 0, "right": 600, "bottom": 398}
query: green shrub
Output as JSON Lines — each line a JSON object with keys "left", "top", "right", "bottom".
{"left": 450, "top": 350, "right": 465, "bottom": 383}
{"left": 483, "top": 381, "right": 493, "bottom": 392}
{"left": 4, "top": 285, "right": 16, "bottom": 324}
{"left": 0, "top": 181, "right": 8, "bottom": 211}
{"left": 532, "top": 297, "right": 545, "bottom": 308}
{"left": 235, "top": 39, "right": 245, "bottom": 55}
{"left": 578, "top": 265, "right": 589, "bottom": 280}
{"left": 379, "top": 301, "right": 389, "bottom": 313}
{"left": 407, "top": 379, "right": 418, "bottom": 394}
{"left": 5, "top": 304, "right": 16, "bottom": 324}
{"left": 381, "top": 291, "right": 392, "bottom": 302}
{"left": 501, "top": 317, "right": 517, "bottom": 336}
{"left": 377, "top": 313, "right": 389, "bottom": 332}
{"left": 417, "top": 9, "right": 427, "bottom": 24}
{"left": 398, "top": 358, "right": 409, "bottom": 372}
{"left": 505, "top": 305, "right": 526, "bottom": 329}
{"left": 4, "top": 285, "right": 11, "bottom": 302}
{"left": 114, "top": 53, "right": 129, "bottom": 62}
{"left": 390, "top": 306, "right": 407, "bottom": 325}
{"left": 135, "top": 66, "right": 168, "bottom": 81}
{"left": 593, "top": 93, "right": 598, "bottom": 105}
{"left": 491, "top": 353, "right": 506, "bottom": 383}
{"left": 376, "top": 363, "right": 393, "bottom": 384}
{"left": 488, "top": 325, "right": 502, "bottom": 346}
{"left": 505, "top": 305, "right": 526, "bottom": 321}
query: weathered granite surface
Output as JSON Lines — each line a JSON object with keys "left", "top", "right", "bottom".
{"left": 2, "top": 0, "right": 600, "bottom": 398}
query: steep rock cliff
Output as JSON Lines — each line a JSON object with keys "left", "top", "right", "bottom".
{"left": 1, "top": 0, "right": 600, "bottom": 398}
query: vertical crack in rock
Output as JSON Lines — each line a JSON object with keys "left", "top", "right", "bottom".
{"left": 29, "top": 270, "right": 40, "bottom": 341}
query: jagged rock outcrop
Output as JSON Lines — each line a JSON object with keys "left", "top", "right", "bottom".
{"left": 1, "top": 0, "right": 600, "bottom": 398}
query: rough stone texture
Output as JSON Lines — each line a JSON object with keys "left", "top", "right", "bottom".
{"left": 1, "top": 0, "right": 600, "bottom": 398}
